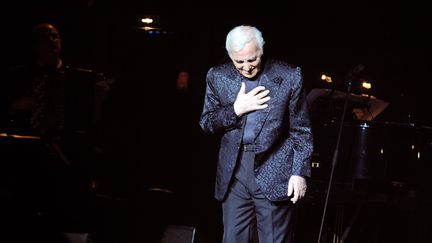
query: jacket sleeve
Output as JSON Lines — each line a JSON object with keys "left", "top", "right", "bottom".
{"left": 289, "top": 67, "right": 314, "bottom": 177}
{"left": 199, "top": 68, "right": 244, "bottom": 134}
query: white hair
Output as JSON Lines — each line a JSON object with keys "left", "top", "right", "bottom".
{"left": 225, "top": 25, "right": 265, "bottom": 56}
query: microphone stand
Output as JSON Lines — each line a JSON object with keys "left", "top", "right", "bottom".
{"left": 316, "top": 73, "right": 355, "bottom": 243}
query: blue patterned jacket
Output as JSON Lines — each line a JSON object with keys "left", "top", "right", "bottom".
{"left": 199, "top": 59, "right": 313, "bottom": 201}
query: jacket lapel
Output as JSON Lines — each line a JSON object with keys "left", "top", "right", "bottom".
{"left": 253, "top": 72, "right": 282, "bottom": 140}
{"left": 226, "top": 65, "right": 244, "bottom": 101}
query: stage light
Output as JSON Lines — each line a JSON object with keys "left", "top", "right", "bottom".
{"left": 135, "top": 14, "right": 170, "bottom": 35}
{"left": 141, "top": 17, "right": 154, "bottom": 24}
{"left": 361, "top": 80, "right": 372, "bottom": 90}
{"left": 321, "top": 74, "right": 333, "bottom": 83}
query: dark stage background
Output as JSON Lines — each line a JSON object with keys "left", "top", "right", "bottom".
{"left": 2, "top": 1, "right": 431, "bottom": 242}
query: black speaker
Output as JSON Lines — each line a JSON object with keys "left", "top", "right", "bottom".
{"left": 160, "top": 225, "right": 196, "bottom": 243}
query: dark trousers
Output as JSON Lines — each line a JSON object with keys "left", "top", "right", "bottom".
{"left": 222, "top": 150, "right": 296, "bottom": 243}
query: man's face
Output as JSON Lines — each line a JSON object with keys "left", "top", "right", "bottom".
{"left": 34, "top": 24, "right": 61, "bottom": 55}
{"left": 176, "top": 71, "right": 190, "bottom": 90}
{"left": 230, "top": 40, "right": 262, "bottom": 79}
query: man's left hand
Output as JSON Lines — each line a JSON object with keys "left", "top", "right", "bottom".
{"left": 287, "top": 175, "right": 307, "bottom": 204}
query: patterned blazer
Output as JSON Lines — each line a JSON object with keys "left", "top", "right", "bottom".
{"left": 199, "top": 59, "right": 313, "bottom": 201}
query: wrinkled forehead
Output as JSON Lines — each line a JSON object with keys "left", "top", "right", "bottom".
{"left": 230, "top": 41, "right": 261, "bottom": 60}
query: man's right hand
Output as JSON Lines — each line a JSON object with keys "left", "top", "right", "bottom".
{"left": 233, "top": 82, "right": 270, "bottom": 117}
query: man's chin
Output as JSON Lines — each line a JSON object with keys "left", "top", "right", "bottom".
{"left": 241, "top": 71, "right": 257, "bottom": 79}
